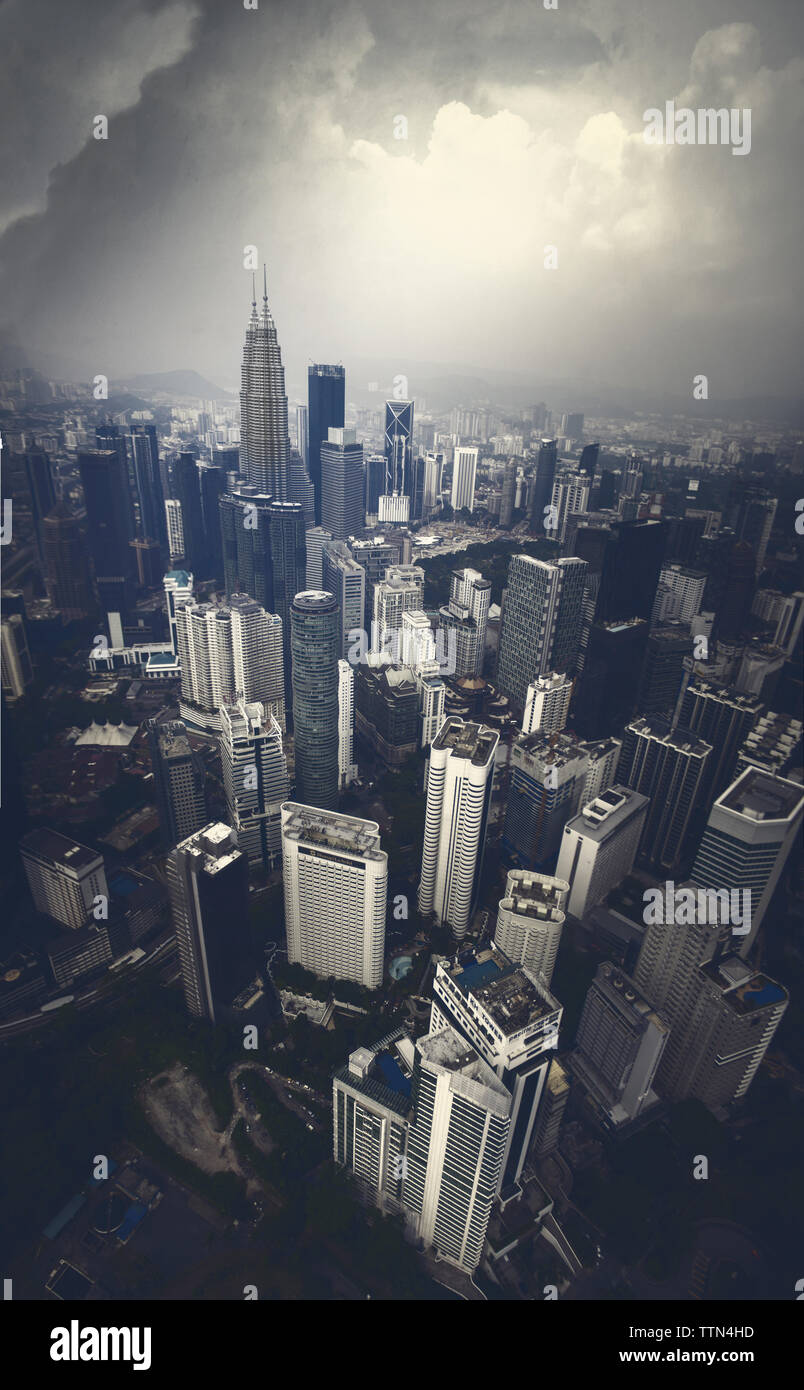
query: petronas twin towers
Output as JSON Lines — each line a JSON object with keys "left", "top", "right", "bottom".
{"left": 239, "top": 269, "right": 291, "bottom": 497}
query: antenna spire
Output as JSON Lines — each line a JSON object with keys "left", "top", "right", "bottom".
{"left": 262, "top": 263, "right": 268, "bottom": 303}
{"left": 251, "top": 271, "right": 256, "bottom": 307}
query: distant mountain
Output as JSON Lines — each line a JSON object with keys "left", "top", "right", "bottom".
{"left": 118, "top": 370, "right": 233, "bottom": 400}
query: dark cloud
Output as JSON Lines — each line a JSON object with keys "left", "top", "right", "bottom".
{"left": 2, "top": 0, "right": 802, "bottom": 399}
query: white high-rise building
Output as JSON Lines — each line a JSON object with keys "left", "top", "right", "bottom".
{"left": 690, "top": 767, "right": 804, "bottom": 955}
{"left": 333, "top": 1042, "right": 410, "bottom": 1216}
{"left": 403, "top": 1027, "right": 511, "bottom": 1272}
{"left": 220, "top": 700, "right": 289, "bottom": 871}
{"left": 550, "top": 472, "right": 590, "bottom": 542}
{"left": 556, "top": 787, "right": 650, "bottom": 921}
{"left": 493, "top": 870, "right": 569, "bottom": 984}
{"left": 650, "top": 564, "right": 707, "bottom": 627}
{"left": 451, "top": 446, "right": 478, "bottom": 512}
{"left": 579, "top": 738, "right": 622, "bottom": 803}
{"left": 378, "top": 493, "right": 411, "bottom": 525}
{"left": 522, "top": 671, "right": 573, "bottom": 736}
{"left": 281, "top": 802, "right": 387, "bottom": 989}
{"left": 750, "top": 589, "right": 804, "bottom": 656}
{"left": 372, "top": 564, "right": 424, "bottom": 655}
{"left": 305, "top": 526, "right": 332, "bottom": 588}
{"left": 337, "top": 659, "right": 357, "bottom": 788}
{"left": 400, "top": 611, "right": 446, "bottom": 747}
{"left": 20, "top": 829, "right": 108, "bottom": 930}
{"left": 164, "top": 497, "right": 184, "bottom": 564}
{"left": 163, "top": 568, "right": 193, "bottom": 654}
{"left": 418, "top": 718, "right": 498, "bottom": 939}
{"left": 175, "top": 596, "right": 285, "bottom": 733}
{"left": 323, "top": 542, "right": 366, "bottom": 659}
{"left": 422, "top": 451, "right": 443, "bottom": 516}
{"left": 439, "top": 568, "right": 491, "bottom": 678}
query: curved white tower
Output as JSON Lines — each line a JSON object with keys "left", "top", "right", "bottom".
{"left": 418, "top": 717, "right": 498, "bottom": 939}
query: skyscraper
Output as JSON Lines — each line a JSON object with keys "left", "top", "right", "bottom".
{"left": 78, "top": 448, "right": 135, "bottom": 615}
{"left": 308, "top": 364, "right": 345, "bottom": 524}
{"left": 677, "top": 680, "right": 763, "bottom": 799}
{"left": 166, "top": 823, "right": 254, "bottom": 1022}
{"left": 42, "top": 502, "right": 92, "bottom": 619}
{"left": 164, "top": 497, "right": 184, "bottom": 564}
{"left": 320, "top": 428, "right": 364, "bottom": 540}
{"left": 269, "top": 501, "right": 307, "bottom": 711}
{"left": 418, "top": 718, "right": 498, "bottom": 938}
{"left": 439, "top": 568, "right": 490, "bottom": 679}
{"left": 322, "top": 542, "right": 366, "bottom": 659}
{"left": 499, "top": 457, "right": 517, "bottom": 528}
{"left": 197, "top": 460, "right": 226, "bottom": 583}
{"left": 496, "top": 555, "right": 588, "bottom": 708}
{"left": 617, "top": 717, "right": 712, "bottom": 873}
{"left": 689, "top": 767, "right": 804, "bottom": 955}
{"left": 372, "top": 564, "right": 425, "bottom": 655}
{"left": 281, "top": 801, "right": 387, "bottom": 988}
{"left": 575, "top": 519, "right": 668, "bottom": 626}
{"left": 492, "top": 870, "right": 568, "bottom": 984}
{"left": 501, "top": 730, "right": 591, "bottom": 870}
{"left": 572, "top": 617, "right": 649, "bottom": 739}
{"left": 333, "top": 1042, "right": 410, "bottom": 1216}
{"left": 528, "top": 438, "right": 558, "bottom": 534}
{"left": 430, "top": 946, "right": 562, "bottom": 1198}
{"left": 175, "top": 596, "right": 285, "bottom": 733}
{"left": 240, "top": 273, "right": 291, "bottom": 497}
{"left": 22, "top": 451, "right": 55, "bottom": 571}
{"left": 384, "top": 399, "right": 414, "bottom": 499}
{"left": 290, "top": 590, "right": 340, "bottom": 809}
{"left": 20, "top": 828, "right": 108, "bottom": 930}
{"left": 556, "top": 787, "right": 650, "bottom": 921}
{"left": 522, "top": 671, "right": 574, "bottom": 736}
{"left": 220, "top": 700, "right": 289, "bottom": 871}
{"left": 637, "top": 625, "right": 693, "bottom": 717}
{"left": 129, "top": 424, "right": 166, "bottom": 550}
{"left": 147, "top": 718, "right": 207, "bottom": 848}
{"left": 172, "top": 452, "right": 205, "bottom": 576}
{"left": 450, "top": 446, "right": 478, "bottom": 512}
{"left": 305, "top": 526, "right": 333, "bottom": 588}
{"left": 571, "top": 962, "right": 668, "bottom": 1127}
{"left": 403, "top": 1027, "right": 512, "bottom": 1271}
{"left": 219, "top": 487, "right": 273, "bottom": 608}
{"left": 337, "top": 659, "right": 357, "bottom": 788}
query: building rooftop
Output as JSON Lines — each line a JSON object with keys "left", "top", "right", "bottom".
{"left": 281, "top": 802, "right": 385, "bottom": 860}
{"left": 19, "top": 828, "right": 102, "bottom": 872}
{"left": 719, "top": 768, "right": 804, "bottom": 821}
{"left": 702, "top": 956, "right": 788, "bottom": 1014}
{"left": 443, "top": 947, "right": 560, "bottom": 1034}
{"left": 627, "top": 716, "right": 712, "bottom": 758}
{"left": 595, "top": 962, "right": 668, "bottom": 1032}
{"left": 499, "top": 870, "right": 568, "bottom": 923}
{"left": 433, "top": 717, "right": 498, "bottom": 765}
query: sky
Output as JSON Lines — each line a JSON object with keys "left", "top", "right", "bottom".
{"left": 1, "top": 0, "right": 803, "bottom": 403}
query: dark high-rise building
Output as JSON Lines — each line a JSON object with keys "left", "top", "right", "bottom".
{"left": 576, "top": 519, "right": 667, "bottom": 625}
{"left": 617, "top": 716, "right": 712, "bottom": 873}
{"left": 147, "top": 719, "right": 207, "bottom": 848}
{"left": 364, "top": 454, "right": 386, "bottom": 520}
{"left": 129, "top": 425, "right": 166, "bottom": 549}
{"left": 42, "top": 502, "right": 92, "bottom": 618}
{"left": 384, "top": 400, "right": 414, "bottom": 499}
{"left": 173, "top": 452, "right": 205, "bottom": 577}
{"left": 499, "top": 458, "right": 517, "bottom": 529}
{"left": 166, "top": 822, "right": 254, "bottom": 1023}
{"left": 637, "top": 624, "right": 693, "bottom": 717}
{"left": 730, "top": 485, "right": 777, "bottom": 577}
{"left": 714, "top": 539, "right": 756, "bottom": 642}
{"left": 270, "top": 502, "right": 306, "bottom": 712}
{"left": 22, "top": 452, "right": 55, "bottom": 572}
{"left": 308, "top": 364, "right": 345, "bottom": 525}
{"left": 320, "top": 428, "right": 364, "bottom": 540}
{"left": 528, "top": 438, "right": 558, "bottom": 534}
{"left": 578, "top": 443, "right": 600, "bottom": 482}
{"left": 677, "top": 680, "right": 762, "bottom": 799}
{"left": 354, "top": 661, "right": 419, "bottom": 766}
{"left": 197, "top": 461, "right": 226, "bottom": 583}
{"left": 240, "top": 274, "right": 291, "bottom": 497}
{"left": 664, "top": 514, "right": 706, "bottom": 568}
{"left": 595, "top": 469, "right": 618, "bottom": 509}
{"left": 496, "top": 555, "right": 588, "bottom": 708}
{"left": 78, "top": 449, "right": 135, "bottom": 616}
{"left": 290, "top": 590, "right": 340, "bottom": 809}
{"left": 219, "top": 487, "right": 273, "bottom": 609}
{"left": 573, "top": 618, "right": 649, "bottom": 738}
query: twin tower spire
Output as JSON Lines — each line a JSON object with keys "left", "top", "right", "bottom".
{"left": 250, "top": 264, "right": 272, "bottom": 325}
